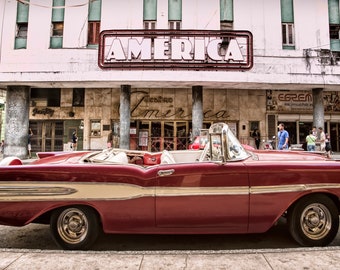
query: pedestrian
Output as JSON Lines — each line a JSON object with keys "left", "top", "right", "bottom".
{"left": 28, "top": 128, "right": 33, "bottom": 158}
{"left": 306, "top": 130, "right": 316, "bottom": 151}
{"left": 107, "top": 131, "right": 113, "bottom": 148}
{"left": 72, "top": 130, "right": 78, "bottom": 151}
{"left": 318, "top": 127, "right": 326, "bottom": 151}
{"left": 277, "top": 123, "right": 289, "bottom": 150}
{"left": 325, "top": 133, "right": 332, "bottom": 158}
{"left": 312, "top": 126, "right": 317, "bottom": 137}
{"left": 252, "top": 129, "right": 261, "bottom": 149}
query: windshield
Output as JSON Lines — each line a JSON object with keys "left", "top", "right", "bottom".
{"left": 208, "top": 123, "right": 250, "bottom": 161}
{"left": 225, "top": 127, "right": 249, "bottom": 160}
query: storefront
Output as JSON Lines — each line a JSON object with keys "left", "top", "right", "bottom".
{"left": 266, "top": 90, "right": 340, "bottom": 151}
{"left": 28, "top": 87, "right": 266, "bottom": 154}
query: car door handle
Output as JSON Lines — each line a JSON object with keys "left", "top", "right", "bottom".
{"left": 157, "top": 169, "right": 175, "bottom": 177}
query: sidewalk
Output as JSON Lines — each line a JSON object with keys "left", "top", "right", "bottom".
{"left": 0, "top": 247, "right": 340, "bottom": 270}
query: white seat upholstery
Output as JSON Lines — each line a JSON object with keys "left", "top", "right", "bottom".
{"left": 106, "top": 152, "right": 129, "bottom": 163}
{"left": 160, "top": 150, "right": 176, "bottom": 164}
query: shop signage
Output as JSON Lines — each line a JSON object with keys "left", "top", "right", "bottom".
{"left": 126, "top": 91, "right": 230, "bottom": 120}
{"left": 266, "top": 90, "right": 340, "bottom": 112}
{"left": 32, "top": 107, "right": 54, "bottom": 117}
{"left": 98, "top": 30, "right": 253, "bottom": 70}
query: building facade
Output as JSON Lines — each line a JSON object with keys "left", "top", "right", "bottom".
{"left": 1, "top": 0, "right": 340, "bottom": 158}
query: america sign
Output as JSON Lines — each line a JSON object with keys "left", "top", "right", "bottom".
{"left": 98, "top": 30, "right": 253, "bottom": 70}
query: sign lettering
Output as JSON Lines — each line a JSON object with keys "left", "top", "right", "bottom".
{"left": 99, "top": 30, "right": 253, "bottom": 70}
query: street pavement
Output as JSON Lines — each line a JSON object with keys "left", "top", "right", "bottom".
{"left": 1, "top": 152, "right": 340, "bottom": 269}
{"left": 1, "top": 246, "right": 340, "bottom": 269}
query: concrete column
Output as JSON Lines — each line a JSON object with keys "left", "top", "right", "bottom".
{"left": 4, "top": 86, "right": 30, "bottom": 159}
{"left": 192, "top": 86, "right": 203, "bottom": 138}
{"left": 119, "top": 85, "right": 131, "bottom": 149}
{"left": 312, "top": 88, "right": 324, "bottom": 129}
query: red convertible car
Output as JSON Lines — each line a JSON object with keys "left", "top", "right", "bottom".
{"left": 1, "top": 122, "right": 340, "bottom": 250}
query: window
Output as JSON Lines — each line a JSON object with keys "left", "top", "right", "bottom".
{"left": 90, "top": 120, "right": 101, "bottom": 136}
{"left": 88, "top": 0, "right": 101, "bottom": 46}
{"left": 31, "top": 88, "right": 61, "bottom": 107}
{"left": 220, "top": 0, "right": 233, "bottom": 31}
{"left": 88, "top": 21, "right": 100, "bottom": 45}
{"left": 169, "top": 0, "right": 181, "bottom": 29}
{"left": 281, "top": 0, "right": 295, "bottom": 49}
{"left": 329, "top": 0, "right": 340, "bottom": 51}
{"left": 169, "top": 21, "right": 181, "bottom": 30}
{"left": 143, "top": 0, "right": 157, "bottom": 19}
{"left": 144, "top": 21, "right": 156, "bottom": 30}
{"left": 282, "top": 23, "right": 295, "bottom": 45}
{"left": 15, "top": 0, "right": 29, "bottom": 49}
{"left": 51, "top": 22, "right": 63, "bottom": 37}
{"left": 144, "top": 0, "right": 157, "bottom": 29}
{"left": 220, "top": 21, "right": 233, "bottom": 30}
{"left": 330, "top": 25, "right": 340, "bottom": 39}
{"left": 50, "top": 0, "right": 65, "bottom": 48}
{"left": 220, "top": 0, "right": 233, "bottom": 24}
{"left": 16, "top": 23, "right": 28, "bottom": 38}
{"left": 72, "top": 88, "right": 85, "bottom": 107}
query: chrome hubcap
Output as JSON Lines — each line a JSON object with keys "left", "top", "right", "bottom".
{"left": 301, "top": 203, "right": 331, "bottom": 240}
{"left": 57, "top": 208, "right": 88, "bottom": 244}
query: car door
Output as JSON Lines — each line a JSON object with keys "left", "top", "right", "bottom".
{"left": 155, "top": 161, "right": 249, "bottom": 233}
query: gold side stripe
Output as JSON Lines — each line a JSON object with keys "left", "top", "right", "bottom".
{"left": 156, "top": 186, "right": 249, "bottom": 196}
{"left": 0, "top": 182, "right": 340, "bottom": 201}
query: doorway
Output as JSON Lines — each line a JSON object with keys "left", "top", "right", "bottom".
{"left": 135, "top": 121, "right": 190, "bottom": 151}
{"left": 29, "top": 121, "right": 64, "bottom": 153}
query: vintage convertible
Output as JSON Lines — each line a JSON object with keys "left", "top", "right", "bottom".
{"left": 1, "top": 122, "right": 340, "bottom": 250}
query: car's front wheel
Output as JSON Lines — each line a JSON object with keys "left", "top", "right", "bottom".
{"left": 288, "top": 195, "right": 339, "bottom": 246}
{"left": 50, "top": 206, "right": 100, "bottom": 250}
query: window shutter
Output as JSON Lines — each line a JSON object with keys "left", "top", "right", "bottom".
{"left": 52, "top": 0, "right": 65, "bottom": 22}
{"left": 329, "top": 0, "right": 340, "bottom": 24}
{"left": 89, "top": 0, "right": 102, "bottom": 21}
{"left": 168, "top": 0, "right": 182, "bottom": 21}
{"left": 143, "top": 0, "right": 157, "bottom": 20}
{"left": 16, "top": 0, "right": 30, "bottom": 23}
{"left": 220, "top": 0, "right": 233, "bottom": 22}
{"left": 281, "top": 0, "right": 294, "bottom": 23}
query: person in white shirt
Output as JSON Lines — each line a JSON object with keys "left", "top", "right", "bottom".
{"left": 318, "top": 127, "right": 326, "bottom": 151}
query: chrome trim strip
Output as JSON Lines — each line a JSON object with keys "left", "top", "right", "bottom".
{"left": 250, "top": 184, "right": 340, "bottom": 194}
{"left": 0, "top": 182, "right": 154, "bottom": 201}
{"left": 0, "top": 186, "right": 77, "bottom": 196}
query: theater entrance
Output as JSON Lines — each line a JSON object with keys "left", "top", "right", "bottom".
{"left": 129, "top": 121, "right": 215, "bottom": 152}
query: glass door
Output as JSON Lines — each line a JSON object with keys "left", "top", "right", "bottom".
{"left": 29, "top": 121, "right": 64, "bottom": 153}
{"left": 151, "top": 122, "right": 162, "bottom": 151}
{"left": 138, "top": 121, "right": 190, "bottom": 151}
{"left": 164, "top": 122, "right": 174, "bottom": 150}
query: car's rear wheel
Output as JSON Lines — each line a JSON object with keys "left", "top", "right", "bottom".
{"left": 50, "top": 206, "right": 100, "bottom": 250}
{"left": 288, "top": 195, "right": 339, "bottom": 246}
